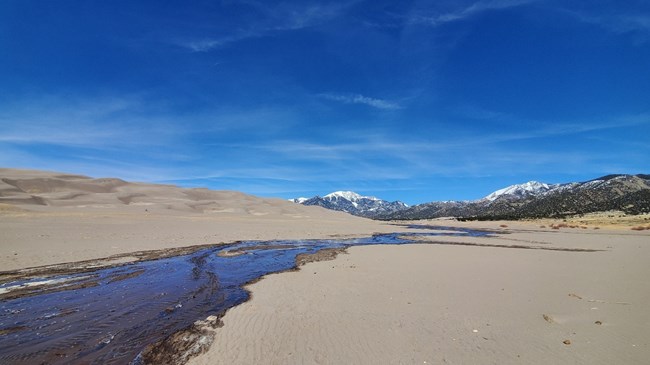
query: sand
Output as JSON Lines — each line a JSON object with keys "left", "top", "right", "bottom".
{"left": 0, "top": 168, "right": 396, "bottom": 272}
{"left": 188, "top": 220, "right": 650, "bottom": 365}
{"left": 3, "top": 168, "right": 650, "bottom": 364}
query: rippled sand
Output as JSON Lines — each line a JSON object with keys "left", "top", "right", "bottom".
{"left": 189, "top": 221, "right": 650, "bottom": 365}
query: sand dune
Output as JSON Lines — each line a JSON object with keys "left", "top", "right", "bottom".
{"left": 0, "top": 168, "right": 395, "bottom": 271}
{"left": 4, "top": 168, "right": 649, "bottom": 365}
{"left": 1, "top": 168, "right": 296, "bottom": 213}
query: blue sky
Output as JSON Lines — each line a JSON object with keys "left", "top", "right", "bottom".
{"left": 1, "top": 0, "right": 649, "bottom": 205}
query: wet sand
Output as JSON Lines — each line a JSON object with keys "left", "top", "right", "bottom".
{"left": 188, "top": 220, "right": 650, "bottom": 365}
{"left": 0, "top": 212, "right": 395, "bottom": 272}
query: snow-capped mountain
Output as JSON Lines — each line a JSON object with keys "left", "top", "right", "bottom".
{"left": 382, "top": 174, "right": 650, "bottom": 220}
{"left": 290, "top": 191, "right": 408, "bottom": 218}
{"left": 290, "top": 175, "right": 650, "bottom": 220}
{"left": 483, "top": 181, "right": 558, "bottom": 202}
{"left": 325, "top": 191, "right": 379, "bottom": 202}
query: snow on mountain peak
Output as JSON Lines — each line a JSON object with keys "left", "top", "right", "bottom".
{"left": 289, "top": 197, "right": 308, "bottom": 204}
{"left": 291, "top": 190, "right": 407, "bottom": 217}
{"left": 324, "top": 191, "right": 379, "bottom": 201}
{"left": 484, "top": 181, "right": 553, "bottom": 201}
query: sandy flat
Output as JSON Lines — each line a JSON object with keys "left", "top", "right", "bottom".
{"left": 3, "top": 168, "right": 650, "bottom": 364}
{"left": 188, "top": 221, "right": 650, "bottom": 365}
{"left": 0, "top": 168, "right": 396, "bottom": 271}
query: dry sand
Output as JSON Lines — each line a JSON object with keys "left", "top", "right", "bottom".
{"left": 188, "top": 220, "right": 650, "bottom": 365}
{"left": 0, "top": 168, "right": 395, "bottom": 272}
{"left": 3, "top": 168, "right": 650, "bottom": 364}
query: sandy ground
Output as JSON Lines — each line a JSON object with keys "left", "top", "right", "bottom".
{"left": 3, "top": 168, "right": 650, "bottom": 364}
{"left": 0, "top": 168, "right": 395, "bottom": 272}
{"left": 0, "top": 212, "right": 397, "bottom": 272}
{"left": 188, "top": 220, "right": 650, "bottom": 365}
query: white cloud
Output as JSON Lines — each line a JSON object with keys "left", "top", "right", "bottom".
{"left": 177, "top": 2, "right": 354, "bottom": 52}
{"left": 225, "top": 110, "right": 650, "bottom": 181}
{"left": 616, "top": 15, "right": 650, "bottom": 33}
{"left": 565, "top": 11, "right": 650, "bottom": 40}
{"left": 410, "top": 0, "right": 537, "bottom": 27}
{"left": 0, "top": 95, "right": 303, "bottom": 148}
{"left": 451, "top": 104, "right": 511, "bottom": 121}
{"left": 181, "top": 38, "right": 234, "bottom": 52}
{"left": 319, "top": 93, "right": 401, "bottom": 110}
{"left": 0, "top": 96, "right": 184, "bottom": 148}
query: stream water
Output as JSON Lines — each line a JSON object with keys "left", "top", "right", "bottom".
{"left": 0, "top": 225, "right": 490, "bottom": 364}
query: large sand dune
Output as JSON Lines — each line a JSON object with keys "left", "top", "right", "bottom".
{"left": 0, "top": 168, "right": 395, "bottom": 271}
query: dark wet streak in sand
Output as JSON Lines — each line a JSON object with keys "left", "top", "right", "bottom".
{"left": 0, "top": 226, "right": 492, "bottom": 364}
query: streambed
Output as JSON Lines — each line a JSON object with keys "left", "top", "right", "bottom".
{"left": 0, "top": 226, "right": 491, "bottom": 364}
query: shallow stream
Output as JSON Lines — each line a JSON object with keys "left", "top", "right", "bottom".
{"left": 0, "top": 225, "right": 490, "bottom": 364}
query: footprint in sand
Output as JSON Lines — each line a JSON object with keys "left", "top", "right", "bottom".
{"left": 542, "top": 314, "right": 555, "bottom": 323}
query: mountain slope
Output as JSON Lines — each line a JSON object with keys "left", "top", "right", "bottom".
{"left": 483, "top": 181, "right": 557, "bottom": 201}
{"left": 291, "top": 191, "right": 408, "bottom": 218}
{"left": 380, "top": 174, "right": 650, "bottom": 220}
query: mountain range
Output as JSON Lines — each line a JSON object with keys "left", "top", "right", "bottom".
{"left": 290, "top": 191, "right": 408, "bottom": 218}
{"left": 291, "top": 174, "right": 650, "bottom": 220}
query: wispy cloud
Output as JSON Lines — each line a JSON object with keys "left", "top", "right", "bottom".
{"left": 181, "top": 36, "right": 245, "bottom": 53}
{"left": 409, "top": 0, "right": 536, "bottom": 27}
{"left": 3, "top": 90, "right": 647, "bottom": 201}
{"left": 0, "top": 95, "right": 303, "bottom": 148}
{"left": 0, "top": 145, "right": 185, "bottom": 183}
{"left": 563, "top": 10, "right": 650, "bottom": 41}
{"left": 0, "top": 96, "right": 181, "bottom": 148}
{"left": 219, "top": 111, "right": 650, "bottom": 181}
{"left": 451, "top": 104, "right": 512, "bottom": 121}
{"left": 319, "top": 93, "right": 401, "bottom": 110}
{"left": 177, "top": 2, "right": 354, "bottom": 52}
{"left": 231, "top": 110, "right": 650, "bottom": 157}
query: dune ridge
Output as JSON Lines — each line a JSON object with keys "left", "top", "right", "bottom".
{"left": 0, "top": 168, "right": 395, "bottom": 271}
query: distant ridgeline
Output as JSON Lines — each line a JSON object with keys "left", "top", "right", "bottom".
{"left": 291, "top": 175, "right": 650, "bottom": 220}
{"left": 290, "top": 191, "right": 408, "bottom": 219}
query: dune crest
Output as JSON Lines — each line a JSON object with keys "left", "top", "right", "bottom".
{"left": 0, "top": 168, "right": 395, "bottom": 271}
